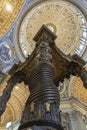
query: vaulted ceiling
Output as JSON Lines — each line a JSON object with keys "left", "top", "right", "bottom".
{"left": 0, "top": 0, "right": 87, "bottom": 128}
{"left": 0, "top": 0, "right": 25, "bottom": 38}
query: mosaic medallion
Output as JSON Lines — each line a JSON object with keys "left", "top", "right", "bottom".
{"left": 19, "top": 0, "right": 87, "bottom": 56}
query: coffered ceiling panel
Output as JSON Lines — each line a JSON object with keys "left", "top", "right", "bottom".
{"left": 0, "top": 77, "right": 29, "bottom": 127}
{"left": 0, "top": 0, "right": 87, "bottom": 128}
{"left": 0, "top": 0, "right": 24, "bottom": 38}
{"left": 70, "top": 76, "right": 87, "bottom": 105}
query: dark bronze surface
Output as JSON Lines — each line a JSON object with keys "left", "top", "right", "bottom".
{"left": 19, "top": 26, "right": 63, "bottom": 130}
{"left": 0, "top": 25, "right": 87, "bottom": 130}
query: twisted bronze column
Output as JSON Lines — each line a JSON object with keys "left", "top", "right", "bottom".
{"left": 0, "top": 25, "right": 86, "bottom": 130}
{"left": 19, "top": 26, "right": 63, "bottom": 130}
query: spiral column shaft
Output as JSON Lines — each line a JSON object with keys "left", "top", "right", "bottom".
{"left": 19, "top": 25, "right": 63, "bottom": 130}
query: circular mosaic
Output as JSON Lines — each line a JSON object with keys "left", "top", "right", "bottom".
{"left": 19, "top": 0, "right": 87, "bottom": 56}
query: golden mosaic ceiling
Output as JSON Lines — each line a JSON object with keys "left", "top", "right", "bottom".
{"left": 0, "top": 77, "right": 29, "bottom": 127}
{"left": 0, "top": 0, "right": 87, "bottom": 128}
{"left": 19, "top": 0, "right": 87, "bottom": 56}
{"left": 0, "top": 0, "right": 24, "bottom": 38}
{"left": 69, "top": 66, "right": 87, "bottom": 106}
{"left": 70, "top": 76, "right": 87, "bottom": 105}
